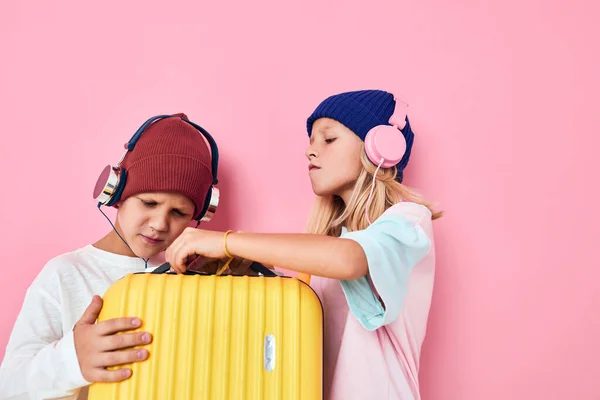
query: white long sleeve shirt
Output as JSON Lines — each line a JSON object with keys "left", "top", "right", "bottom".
{"left": 0, "top": 245, "right": 164, "bottom": 400}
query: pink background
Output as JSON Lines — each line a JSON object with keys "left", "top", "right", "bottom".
{"left": 1, "top": 0, "right": 598, "bottom": 398}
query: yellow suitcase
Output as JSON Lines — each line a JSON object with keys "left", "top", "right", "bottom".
{"left": 87, "top": 262, "right": 323, "bottom": 400}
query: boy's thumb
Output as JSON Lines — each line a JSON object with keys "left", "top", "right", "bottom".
{"left": 77, "top": 295, "right": 103, "bottom": 326}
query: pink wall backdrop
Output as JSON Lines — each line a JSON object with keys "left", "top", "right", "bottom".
{"left": 1, "top": 0, "right": 598, "bottom": 398}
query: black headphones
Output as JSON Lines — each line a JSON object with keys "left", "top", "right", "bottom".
{"left": 92, "top": 114, "right": 220, "bottom": 223}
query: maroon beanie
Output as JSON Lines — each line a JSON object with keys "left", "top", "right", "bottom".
{"left": 119, "top": 113, "right": 213, "bottom": 220}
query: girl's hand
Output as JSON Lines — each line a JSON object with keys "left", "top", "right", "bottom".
{"left": 165, "top": 228, "right": 227, "bottom": 274}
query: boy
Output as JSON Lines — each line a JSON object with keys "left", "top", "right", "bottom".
{"left": 0, "top": 113, "right": 219, "bottom": 399}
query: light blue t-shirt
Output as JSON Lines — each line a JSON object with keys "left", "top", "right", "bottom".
{"left": 338, "top": 202, "right": 433, "bottom": 331}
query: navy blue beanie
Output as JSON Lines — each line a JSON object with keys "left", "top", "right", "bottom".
{"left": 306, "top": 89, "right": 414, "bottom": 183}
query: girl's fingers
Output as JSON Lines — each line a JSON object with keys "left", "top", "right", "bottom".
{"left": 172, "top": 245, "right": 193, "bottom": 274}
{"left": 165, "top": 237, "right": 184, "bottom": 268}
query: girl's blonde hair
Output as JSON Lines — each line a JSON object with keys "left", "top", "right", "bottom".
{"left": 305, "top": 145, "right": 443, "bottom": 237}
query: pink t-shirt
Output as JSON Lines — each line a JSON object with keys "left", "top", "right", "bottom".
{"left": 309, "top": 202, "right": 435, "bottom": 400}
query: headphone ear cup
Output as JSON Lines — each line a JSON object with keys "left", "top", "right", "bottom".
{"left": 93, "top": 166, "right": 127, "bottom": 207}
{"left": 364, "top": 125, "right": 407, "bottom": 169}
{"left": 105, "top": 168, "right": 127, "bottom": 207}
{"left": 197, "top": 186, "right": 220, "bottom": 223}
{"left": 94, "top": 165, "right": 120, "bottom": 206}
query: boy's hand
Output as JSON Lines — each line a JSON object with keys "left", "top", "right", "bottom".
{"left": 73, "top": 295, "right": 152, "bottom": 383}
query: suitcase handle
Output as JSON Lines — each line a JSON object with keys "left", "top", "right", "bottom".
{"left": 151, "top": 261, "right": 278, "bottom": 277}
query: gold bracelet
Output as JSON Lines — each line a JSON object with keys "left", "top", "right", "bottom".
{"left": 223, "top": 230, "right": 234, "bottom": 259}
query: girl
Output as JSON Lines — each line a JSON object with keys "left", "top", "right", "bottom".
{"left": 166, "top": 90, "right": 442, "bottom": 400}
{"left": 0, "top": 113, "right": 222, "bottom": 400}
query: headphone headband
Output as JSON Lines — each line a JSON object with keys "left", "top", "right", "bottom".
{"left": 124, "top": 115, "right": 219, "bottom": 185}
{"left": 94, "top": 114, "right": 220, "bottom": 223}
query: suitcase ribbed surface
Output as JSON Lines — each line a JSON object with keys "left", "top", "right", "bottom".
{"left": 88, "top": 273, "right": 323, "bottom": 400}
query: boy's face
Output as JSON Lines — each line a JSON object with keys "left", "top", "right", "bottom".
{"left": 116, "top": 192, "right": 196, "bottom": 259}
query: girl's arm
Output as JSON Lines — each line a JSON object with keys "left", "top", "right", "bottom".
{"left": 227, "top": 232, "right": 368, "bottom": 280}
{"left": 165, "top": 228, "right": 369, "bottom": 280}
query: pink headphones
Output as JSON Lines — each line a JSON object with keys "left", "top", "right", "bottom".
{"left": 364, "top": 93, "right": 408, "bottom": 224}
{"left": 364, "top": 92, "right": 408, "bottom": 168}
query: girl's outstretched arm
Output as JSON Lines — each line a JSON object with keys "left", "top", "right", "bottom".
{"left": 165, "top": 228, "right": 368, "bottom": 280}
